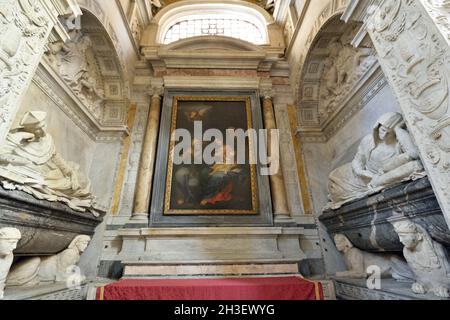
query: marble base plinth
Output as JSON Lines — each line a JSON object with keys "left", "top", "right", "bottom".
{"left": 118, "top": 227, "right": 307, "bottom": 277}
{"left": 3, "top": 281, "right": 89, "bottom": 300}
{"left": 0, "top": 187, "right": 104, "bottom": 255}
{"left": 119, "top": 227, "right": 306, "bottom": 262}
{"left": 320, "top": 178, "right": 450, "bottom": 252}
{"left": 334, "top": 278, "right": 450, "bottom": 300}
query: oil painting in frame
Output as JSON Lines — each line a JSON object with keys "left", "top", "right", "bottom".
{"left": 164, "top": 96, "right": 259, "bottom": 215}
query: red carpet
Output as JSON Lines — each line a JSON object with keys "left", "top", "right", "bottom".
{"left": 96, "top": 277, "right": 324, "bottom": 300}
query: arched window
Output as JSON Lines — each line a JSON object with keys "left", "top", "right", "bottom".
{"left": 163, "top": 14, "right": 265, "bottom": 45}
{"left": 157, "top": 3, "right": 270, "bottom": 45}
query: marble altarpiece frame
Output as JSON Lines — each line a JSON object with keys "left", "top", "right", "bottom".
{"left": 150, "top": 90, "right": 273, "bottom": 227}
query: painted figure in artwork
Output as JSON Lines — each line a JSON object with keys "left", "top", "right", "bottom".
{"left": 168, "top": 99, "right": 256, "bottom": 214}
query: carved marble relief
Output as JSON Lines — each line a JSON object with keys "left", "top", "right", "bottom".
{"left": 0, "top": 111, "right": 99, "bottom": 214}
{"left": 391, "top": 219, "right": 450, "bottom": 298}
{"left": 46, "top": 29, "right": 105, "bottom": 120}
{"left": 419, "top": 0, "right": 450, "bottom": 44}
{"left": 297, "top": 16, "right": 379, "bottom": 142}
{"left": 0, "top": 0, "right": 50, "bottom": 144}
{"left": 333, "top": 234, "right": 414, "bottom": 281}
{"left": 0, "top": 228, "right": 21, "bottom": 299}
{"left": 366, "top": 0, "right": 450, "bottom": 225}
{"left": 6, "top": 235, "right": 90, "bottom": 288}
{"left": 319, "top": 38, "right": 376, "bottom": 120}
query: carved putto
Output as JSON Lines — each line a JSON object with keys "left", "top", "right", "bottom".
{"left": 46, "top": 29, "right": 105, "bottom": 120}
{"left": 319, "top": 38, "right": 377, "bottom": 119}
{"left": 391, "top": 220, "right": 450, "bottom": 298}
{"left": 6, "top": 235, "right": 90, "bottom": 287}
{"left": 0, "top": 228, "right": 21, "bottom": 299}
{"left": 0, "top": 111, "right": 99, "bottom": 214}
{"left": 333, "top": 234, "right": 414, "bottom": 281}
{"left": 327, "top": 112, "right": 426, "bottom": 208}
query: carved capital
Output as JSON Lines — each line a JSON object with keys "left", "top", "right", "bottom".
{"left": 148, "top": 86, "right": 164, "bottom": 98}
{"left": 260, "top": 89, "right": 275, "bottom": 100}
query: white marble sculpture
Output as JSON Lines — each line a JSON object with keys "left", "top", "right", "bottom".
{"left": 6, "top": 235, "right": 90, "bottom": 287}
{"left": 0, "top": 111, "right": 98, "bottom": 214}
{"left": 0, "top": 228, "right": 21, "bottom": 299}
{"left": 391, "top": 220, "right": 450, "bottom": 298}
{"left": 46, "top": 29, "right": 104, "bottom": 119}
{"left": 319, "top": 39, "right": 376, "bottom": 118}
{"left": 327, "top": 112, "right": 425, "bottom": 208}
{"left": 333, "top": 234, "right": 414, "bottom": 281}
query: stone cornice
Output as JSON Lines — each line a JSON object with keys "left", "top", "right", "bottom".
{"left": 141, "top": 36, "right": 280, "bottom": 72}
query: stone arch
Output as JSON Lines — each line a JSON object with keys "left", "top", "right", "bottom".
{"left": 152, "top": 0, "right": 275, "bottom": 45}
{"left": 77, "top": 0, "right": 131, "bottom": 100}
{"left": 46, "top": 6, "right": 131, "bottom": 133}
{"left": 291, "top": 0, "right": 350, "bottom": 103}
{"left": 295, "top": 12, "right": 378, "bottom": 141}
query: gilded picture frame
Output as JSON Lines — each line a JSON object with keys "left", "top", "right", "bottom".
{"left": 164, "top": 96, "right": 259, "bottom": 215}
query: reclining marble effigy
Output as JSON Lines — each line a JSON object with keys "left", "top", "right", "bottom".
{"left": 327, "top": 112, "right": 425, "bottom": 208}
{"left": 0, "top": 111, "right": 97, "bottom": 214}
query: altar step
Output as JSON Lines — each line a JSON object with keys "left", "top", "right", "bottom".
{"left": 334, "top": 278, "right": 450, "bottom": 300}
{"left": 122, "top": 261, "right": 301, "bottom": 278}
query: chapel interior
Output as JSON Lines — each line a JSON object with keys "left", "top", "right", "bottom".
{"left": 1, "top": 0, "right": 450, "bottom": 301}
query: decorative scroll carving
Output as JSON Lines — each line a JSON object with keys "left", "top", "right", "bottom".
{"left": 0, "top": 0, "right": 50, "bottom": 144}
{"left": 420, "top": 0, "right": 450, "bottom": 43}
{"left": 366, "top": 0, "right": 450, "bottom": 225}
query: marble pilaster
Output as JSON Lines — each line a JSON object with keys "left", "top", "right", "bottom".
{"left": 131, "top": 88, "right": 163, "bottom": 221}
{"left": 363, "top": 0, "right": 450, "bottom": 228}
{"left": 261, "top": 95, "right": 293, "bottom": 224}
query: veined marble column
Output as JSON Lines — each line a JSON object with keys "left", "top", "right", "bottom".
{"left": 131, "top": 89, "right": 163, "bottom": 221}
{"left": 262, "top": 95, "right": 292, "bottom": 223}
{"left": 0, "top": 0, "right": 77, "bottom": 145}
{"left": 363, "top": 0, "right": 450, "bottom": 228}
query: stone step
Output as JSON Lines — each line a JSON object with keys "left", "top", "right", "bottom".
{"left": 122, "top": 262, "right": 300, "bottom": 278}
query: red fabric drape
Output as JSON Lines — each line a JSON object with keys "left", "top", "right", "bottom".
{"left": 97, "top": 277, "right": 324, "bottom": 300}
